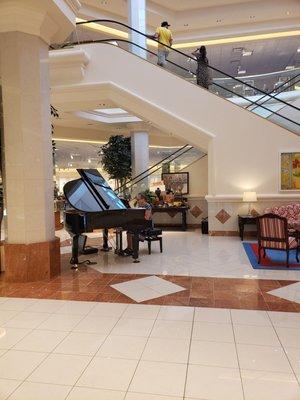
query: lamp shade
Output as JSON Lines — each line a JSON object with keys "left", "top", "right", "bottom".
{"left": 243, "top": 191, "right": 257, "bottom": 202}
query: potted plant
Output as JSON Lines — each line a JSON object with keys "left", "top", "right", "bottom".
{"left": 99, "top": 135, "right": 132, "bottom": 191}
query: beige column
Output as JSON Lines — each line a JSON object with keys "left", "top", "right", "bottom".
{"left": 0, "top": 0, "right": 80, "bottom": 282}
{"left": 131, "top": 130, "right": 150, "bottom": 195}
{"left": 0, "top": 32, "right": 60, "bottom": 281}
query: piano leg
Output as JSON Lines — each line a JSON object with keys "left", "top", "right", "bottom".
{"left": 101, "top": 228, "right": 111, "bottom": 252}
{"left": 70, "top": 234, "right": 79, "bottom": 269}
{"left": 132, "top": 232, "right": 140, "bottom": 263}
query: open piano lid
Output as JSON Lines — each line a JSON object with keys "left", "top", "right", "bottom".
{"left": 63, "top": 169, "right": 126, "bottom": 212}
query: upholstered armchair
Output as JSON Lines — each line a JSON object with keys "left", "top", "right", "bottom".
{"left": 257, "top": 213, "right": 299, "bottom": 268}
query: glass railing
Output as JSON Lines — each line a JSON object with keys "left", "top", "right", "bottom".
{"left": 51, "top": 19, "right": 300, "bottom": 134}
{"left": 115, "top": 145, "right": 204, "bottom": 199}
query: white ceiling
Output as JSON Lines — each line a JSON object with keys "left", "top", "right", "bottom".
{"left": 150, "top": 0, "right": 261, "bottom": 11}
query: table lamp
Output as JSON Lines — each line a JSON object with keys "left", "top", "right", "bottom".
{"left": 243, "top": 191, "right": 257, "bottom": 216}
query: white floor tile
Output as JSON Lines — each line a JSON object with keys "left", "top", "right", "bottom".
{"left": 125, "top": 394, "right": 182, "bottom": 400}
{"left": 28, "top": 353, "right": 91, "bottom": 386}
{"left": 111, "top": 276, "right": 185, "bottom": 303}
{"left": 0, "top": 378, "right": 21, "bottom": 399}
{"left": 88, "top": 303, "right": 128, "bottom": 318}
{"left": 268, "top": 311, "right": 300, "bottom": 328}
{"left": 67, "top": 387, "right": 125, "bottom": 400}
{"left": 55, "top": 301, "right": 97, "bottom": 316}
{"left": 3, "top": 312, "right": 50, "bottom": 329}
{"left": 267, "top": 282, "right": 300, "bottom": 304}
{"left": 0, "top": 298, "right": 37, "bottom": 312}
{"left": 285, "top": 347, "right": 300, "bottom": 373}
{"left": 96, "top": 335, "right": 147, "bottom": 360}
{"left": 185, "top": 364, "right": 243, "bottom": 400}
{"left": 190, "top": 340, "right": 238, "bottom": 368}
{"left": 231, "top": 309, "right": 271, "bottom": 326}
{"left": 0, "top": 310, "right": 19, "bottom": 325}
{"left": 157, "top": 306, "right": 194, "bottom": 321}
{"left": 25, "top": 299, "right": 66, "bottom": 314}
{"left": 110, "top": 318, "right": 154, "bottom": 337}
{"left": 77, "top": 357, "right": 138, "bottom": 391}
{"left": 233, "top": 324, "right": 280, "bottom": 346}
{"left": 129, "top": 360, "right": 186, "bottom": 397}
{"left": 37, "top": 314, "right": 84, "bottom": 332}
{"left": 0, "top": 328, "right": 30, "bottom": 349}
{"left": 241, "top": 369, "right": 300, "bottom": 400}
{"left": 54, "top": 332, "right": 106, "bottom": 356}
{"left": 142, "top": 337, "right": 189, "bottom": 363}
{"left": 192, "top": 321, "right": 235, "bottom": 343}
{"left": 73, "top": 315, "right": 119, "bottom": 334}
{"left": 0, "top": 350, "right": 47, "bottom": 380}
{"left": 275, "top": 327, "right": 300, "bottom": 348}
{"left": 150, "top": 320, "right": 192, "bottom": 339}
{"left": 8, "top": 381, "right": 71, "bottom": 400}
{"left": 13, "top": 330, "right": 67, "bottom": 353}
{"left": 237, "top": 344, "right": 292, "bottom": 372}
{"left": 122, "top": 304, "right": 160, "bottom": 320}
{"left": 194, "top": 307, "right": 231, "bottom": 324}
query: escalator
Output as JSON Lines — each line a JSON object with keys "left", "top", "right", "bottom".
{"left": 115, "top": 144, "right": 205, "bottom": 199}
{"left": 52, "top": 19, "right": 300, "bottom": 135}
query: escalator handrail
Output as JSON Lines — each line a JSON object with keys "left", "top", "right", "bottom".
{"left": 76, "top": 19, "right": 299, "bottom": 112}
{"left": 123, "top": 146, "right": 199, "bottom": 193}
{"left": 115, "top": 144, "right": 191, "bottom": 192}
{"left": 61, "top": 37, "right": 300, "bottom": 128}
{"left": 246, "top": 74, "right": 300, "bottom": 112}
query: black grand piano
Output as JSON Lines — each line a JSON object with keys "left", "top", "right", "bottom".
{"left": 63, "top": 169, "right": 148, "bottom": 268}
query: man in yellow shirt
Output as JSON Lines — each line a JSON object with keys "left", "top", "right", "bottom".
{"left": 154, "top": 21, "right": 173, "bottom": 67}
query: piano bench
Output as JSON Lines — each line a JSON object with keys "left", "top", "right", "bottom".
{"left": 141, "top": 229, "right": 163, "bottom": 255}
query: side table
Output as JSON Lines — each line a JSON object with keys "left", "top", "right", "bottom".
{"left": 238, "top": 215, "right": 258, "bottom": 241}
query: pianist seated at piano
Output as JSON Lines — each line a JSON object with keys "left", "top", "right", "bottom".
{"left": 124, "top": 193, "right": 153, "bottom": 256}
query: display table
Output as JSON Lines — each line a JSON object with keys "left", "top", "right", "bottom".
{"left": 238, "top": 215, "right": 258, "bottom": 241}
{"left": 152, "top": 206, "right": 189, "bottom": 231}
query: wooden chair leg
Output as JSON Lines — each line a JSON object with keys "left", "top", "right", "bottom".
{"left": 258, "top": 245, "right": 261, "bottom": 264}
{"left": 159, "top": 237, "right": 163, "bottom": 253}
{"left": 147, "top": 240, "right": 151, "bottom": 255}
{"left": 296, "top": 244, "right": 299, "bottom": 263}
{"left": 263, "top": 248, "right": 266, "bottom": 258}
{"left": 286, "top": 250, "right": 290, "bottom": 268}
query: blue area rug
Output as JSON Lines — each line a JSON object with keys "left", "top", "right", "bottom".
{"left": 243, "top": 242, "right": 300, "bottom": 270}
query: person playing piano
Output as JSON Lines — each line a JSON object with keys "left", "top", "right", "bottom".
{"left": 124, "top": 193, "right": 152, "bottom": 255}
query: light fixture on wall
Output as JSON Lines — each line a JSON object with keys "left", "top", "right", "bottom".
{"left": 243, "top": 191, "right": 257, "bottom": 216}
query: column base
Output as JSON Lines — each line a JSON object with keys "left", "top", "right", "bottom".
{"left": 4, "top": 237, "right": 61, "bottom": 282}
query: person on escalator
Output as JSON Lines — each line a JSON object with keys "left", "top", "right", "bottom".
{"left": 154, "top": 21, "right": 173, "bottom": 67}
{"left": 192, "top": 46, "right": 212, "bottom": 89}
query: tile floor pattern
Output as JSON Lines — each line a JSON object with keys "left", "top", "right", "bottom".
{"left": 111, "top": 276, "right": 185, "bottom": 302}
{"left": 1, "top": 260, "right": 300, "bottom": 311}
{"left": 268, "top": 282, "right": 300, "bottom": 304}
{"left": 56, "top": 230, "right": 300, "bottom": 281}
{"left": 1, "top": 297, "right": 300, "bottom": 399}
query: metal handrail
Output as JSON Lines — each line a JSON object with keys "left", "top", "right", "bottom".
{"left": 115, "top": 144, "right": 191, "bottom": 192}
{"left": 61, "top": 37, "right": 300, "bottom": 128}
{"left": 76, "top": 19, "right": 299, "bottom": 112}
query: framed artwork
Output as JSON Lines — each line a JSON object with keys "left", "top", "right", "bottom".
{"left": 162, "top": 172, "right": 189, "bottom": 195}
{"left": 280, "top": 152, "right": 300, "bottom": 191}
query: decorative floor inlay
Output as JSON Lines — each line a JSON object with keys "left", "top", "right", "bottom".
{"left": 111, "top": 276, "right": 185, "bottom": 302}
{"left": 267, "top": 282, "right": 300, "bottom": 304}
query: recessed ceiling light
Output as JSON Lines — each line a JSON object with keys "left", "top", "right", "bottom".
{"left": 286, "top": 11, "right": 291, "bottom": 15}
{"left": 95, "top": 108, "right": 128, "bottom": 115}
{"left": 297, "top": 48, "right": 300, "bottom": 53}
{"left": 242, "top": 50, "right": 253, "bottom": 56}
{"left": 237, "top": 66, "right": 246, "bottom": 74}
{"left": 285, "top": 65, "right": 295, "bottom": 70}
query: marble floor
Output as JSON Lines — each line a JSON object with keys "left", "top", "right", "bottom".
{"left": 0, "top": 297, "right": 300, "bottom": 400}
{"left": 57, "top": 229, "right": 300, "bottom": 281}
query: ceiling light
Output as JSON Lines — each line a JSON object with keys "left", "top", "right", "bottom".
{"left": 238, "top": 68, "right": 246, "bottom": 74}
{"left": 286, "top": 11, "right": 291, "bottom": 15}
{"left": 242, "top": 50, "right": 253, "bottom": 56}
{"left": 95, "top": 108, "right": 128, "bottom": 115}
{"left": 297, "top": 48, "right": 300, "bottom": 53}
{"left": 70, "top": 155, "right": 74, "bottom": 159}
{"left": 88, "top": 159, "right": 91, "bottom": 163}
{"left": 76, "top": 18, "right": 300, "bottom": 48}
{"left": 285, "top": 65, "right": 295, "bottom": 70}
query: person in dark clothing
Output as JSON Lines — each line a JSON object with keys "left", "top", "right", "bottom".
{"left": 192, "top": 45, "right": 212, "bottom": 89}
